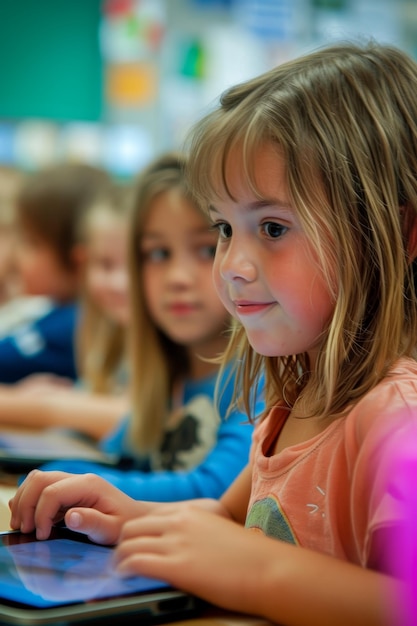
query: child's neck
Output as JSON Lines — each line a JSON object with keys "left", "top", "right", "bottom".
{"left": 187, "top": 334, "right": 229, "bottom": 381}
{"left": 188, "top": 356, "right": 219, "bottom": 381}
{"left": 273, "top": 410, "right": 334, "bottom": 455}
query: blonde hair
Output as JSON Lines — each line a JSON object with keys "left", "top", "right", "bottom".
{"left": 77, "top": 183, "right": 131, "bottom": 394}
{"left": 128, "top": 152, "right": 200, "bottom": 451}
{"left": 186, "top": 41, "right": 417, "bottom": 421}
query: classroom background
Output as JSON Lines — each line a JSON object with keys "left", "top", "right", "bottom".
{"left": 0, "top": 0, "right": 416, "bottom": 180}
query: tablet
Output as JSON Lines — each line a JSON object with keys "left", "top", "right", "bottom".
{"left": 0, "top": 429, "right": 120, "bottom": 473}
{"left": 0, "top": 527, "right": 202, "bottom": 625}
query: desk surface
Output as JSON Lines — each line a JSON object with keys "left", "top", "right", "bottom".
{"left": 166, "top": 610, "right": 270, "bottom": 626}
{"left": 0, "top": 481, "right": 17, "bottom": 531}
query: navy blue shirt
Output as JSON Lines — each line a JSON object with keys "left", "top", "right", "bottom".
{"left": 0, "top": 303, "right": 78, "bottom": 383}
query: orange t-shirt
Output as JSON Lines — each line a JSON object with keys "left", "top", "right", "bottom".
{"left": 246, "top": 358, "right": 417, "bottom": 569}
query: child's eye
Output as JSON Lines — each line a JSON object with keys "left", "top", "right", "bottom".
{"left": 263, "top": 222, "right": 288, "bottom": 239}
{"left": 198, "top": 245, "right": 217, "bottom": 260}
{"left": 212, "top": 222, "right": 232, "bottom": 239}
{"left": 142, "top": 248, "right": 169, "bottom": 262}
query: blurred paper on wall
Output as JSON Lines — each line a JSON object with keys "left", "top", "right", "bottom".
{"left": 14, "top": 121, "right": 59, "bottom": 171}
{"left": 106, "top": 62, "right": 158, "bottom": 107}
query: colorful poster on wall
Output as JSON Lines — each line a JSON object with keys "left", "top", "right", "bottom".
{"left": 102, "top": 0, "right": 165, "bottom": 110}
{"left": 106, "top": 61, "right": 158, "bottom": 106}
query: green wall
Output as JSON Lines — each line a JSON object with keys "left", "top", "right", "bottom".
{"left": 0, "top": 0, "right": 103, "bottom": 121}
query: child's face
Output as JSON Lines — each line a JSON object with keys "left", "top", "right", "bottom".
{"left": 141, "top": 188, "right": 229, "bottom": 352}
{"left": 208, "top": 143, "right": 335, "bottom": 364}
{"left": 85, "top": 213, "right": 130, "bottom": 326}
{"left": 15, "top": 227, "right": 80, "bottom": 303}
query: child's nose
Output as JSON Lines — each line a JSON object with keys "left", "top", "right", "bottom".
{"left": 219, "top": 239, "right": 257, "bottom": 283}
{"left": 110, "top": 268, "right": 129, "bottom": 292}
{"left": 166, "top": 254, "right": 195, "bottom": 284}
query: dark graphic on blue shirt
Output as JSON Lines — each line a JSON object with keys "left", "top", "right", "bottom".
{"left": 154, "top": 395, "right": 218, "bottom": 471}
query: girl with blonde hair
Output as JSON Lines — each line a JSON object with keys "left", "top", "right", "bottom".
{"left": 37, "top": 152, "right": 258, "bottom": 501}
{"left": 11, "top": 41, "right": 417, "bottom": 624}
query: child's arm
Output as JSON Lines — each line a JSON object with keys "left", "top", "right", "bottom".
{"left": 0, "top": 384, "right": 128, "bottom": 439}
{"left": 10, "top": 467, "right": 398, "bottom": 624}
{"left": 220, "top": 463, "right": 253, "bottom": 524}
{"left": 38, "top": 411, "right": 254, "bottom": 501}
{"left": 114, "top": 501, "right": 398, "bottom": 626}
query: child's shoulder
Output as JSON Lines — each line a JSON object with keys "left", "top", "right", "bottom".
{"left": 359, "top": 357, "right": 417, "bottom": 408}
{"left": 348, "top": 357, "right": 417, "bottom": 442}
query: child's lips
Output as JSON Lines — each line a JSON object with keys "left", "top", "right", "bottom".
{"left": 233, "top": 300, "right": 275, "bottom": 315}
{"left": 168, "top": 302, "right": 199, "bottom": 314}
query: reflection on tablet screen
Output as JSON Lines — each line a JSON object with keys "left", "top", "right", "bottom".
{"left": 0, "top": 537, "right": 168, "bottom": 609}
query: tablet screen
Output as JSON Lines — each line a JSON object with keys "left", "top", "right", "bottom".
{"left": 0, "top": 529, "right": 169, "bottom": 610}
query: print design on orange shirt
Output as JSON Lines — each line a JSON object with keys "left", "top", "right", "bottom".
{"left": 245, "top": 495, "right": 299, "bottom": 545}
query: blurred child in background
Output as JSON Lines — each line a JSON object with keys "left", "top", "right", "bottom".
{"left": 0, "top": 162, "right": 110, "bottom": 384}
{"left": 72, "top": 183, "right": 130, "bottom": 432}
{"left": 0, "top": 180, "right": 131, "bottom": 440}
{"left": 0, "top": 166, "right": 52, "bottom": 337}
{"left": 39, "top": 153, "right": 261, "bottom": 502}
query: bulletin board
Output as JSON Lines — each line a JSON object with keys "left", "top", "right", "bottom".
{"left": 0, "top": 0, "right": 103, "bottom": 121}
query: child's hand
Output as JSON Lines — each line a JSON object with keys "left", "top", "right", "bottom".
{"left": 9, "top": 470, "right": 147, "bottom": 545}
{"left": 113, "top": 504, "right": 270, "bottom": 616}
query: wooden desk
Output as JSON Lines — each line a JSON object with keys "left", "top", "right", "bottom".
{"left": 166, "top": 610, "right": 270, "bottom": 626}
{"left": 0, "top": 480, "right": 17, "bottom": 530}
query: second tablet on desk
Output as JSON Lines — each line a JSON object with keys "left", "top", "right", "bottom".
{"left": 0, "top": 428, "right": 120, "bottom": 474}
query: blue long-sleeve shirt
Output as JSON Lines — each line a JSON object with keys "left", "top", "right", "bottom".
{"left": 40, "top": 368, "right": 264, "bottom": 502}
{"left": 0, "top": 302, "right": 78, "bottom": 383}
